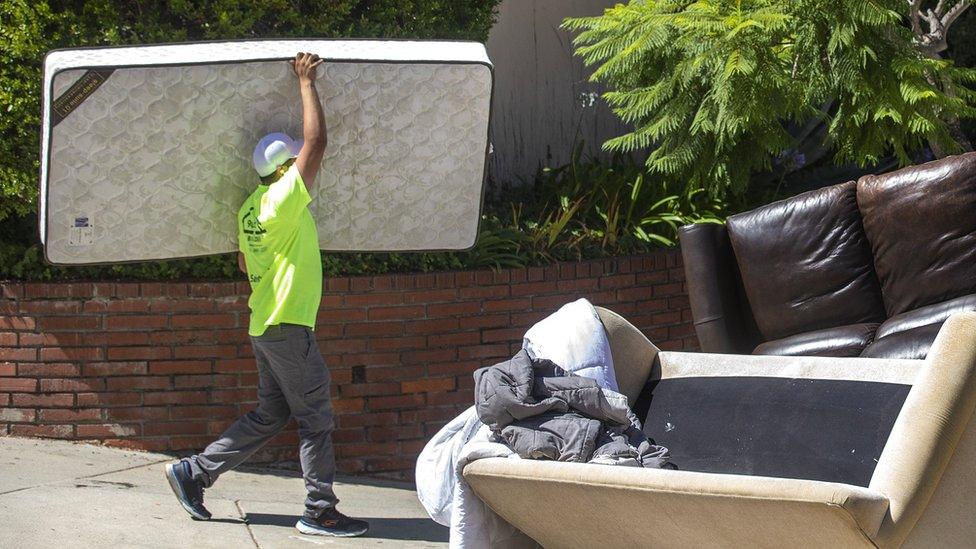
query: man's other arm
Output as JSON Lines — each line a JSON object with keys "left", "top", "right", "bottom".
{"left": 291, "top": 52, "right": 327, "bottom": 191}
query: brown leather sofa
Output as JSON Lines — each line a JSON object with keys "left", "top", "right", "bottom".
{"left": 679, "top": 152, "right": 976, "bottom": 359}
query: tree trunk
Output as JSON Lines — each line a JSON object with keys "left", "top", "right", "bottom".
{"left": 946, "top": 117, "right": 974, "bottom": 153}
{"left": 921, "top": 50, "right": 974, "bottom": 156}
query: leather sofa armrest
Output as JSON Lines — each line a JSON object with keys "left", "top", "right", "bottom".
{"left": 464, "top": 459, "right": 888, "bottom": 548}
{"left": 678, "top": 223, "right": 757, "bottom": 353}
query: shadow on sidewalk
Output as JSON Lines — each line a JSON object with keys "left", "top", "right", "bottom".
{"left": 245, "top": 513, "right": 449, "bottom": 543}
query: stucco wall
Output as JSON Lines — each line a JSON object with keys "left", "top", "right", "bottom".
{"left": 486, "top": 0, "right": 628, "bottom": 186}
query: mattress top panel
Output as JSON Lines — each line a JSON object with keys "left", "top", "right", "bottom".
{"left": 43, "top": 39, "right": 492, "bottom": 74}
{"left": 39, "top": 40, "right": 492, "bottom": 263}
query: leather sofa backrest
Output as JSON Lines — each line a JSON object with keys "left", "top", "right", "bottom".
{"left": 857, "top": 152, "right": 976, "bottom": 317}
{"left": 678, "top": 223, "right": 760, "bottom": 354}
{"left": 726, "top": 181, "right": 887, "bottom": 341}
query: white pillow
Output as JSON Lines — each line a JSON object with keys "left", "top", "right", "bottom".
{"left": 522, "top": 298, "right": 619, "bottom": 391}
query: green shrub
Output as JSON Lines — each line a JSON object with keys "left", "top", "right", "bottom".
{"left": 507, "top": 146, "right": 725, "bottom": 260}
{"left": 0, "top": 0, "right": 500, "bottom": 223}
{"left": 564, "top": 0, "right": 976, "bottom": 199}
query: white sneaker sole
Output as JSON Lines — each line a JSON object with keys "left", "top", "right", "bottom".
{"left": 295, "top": 519, "right": 368, "bottom": 538}
{"left": 164, "top": 463, "right": 210, "bottom": 521}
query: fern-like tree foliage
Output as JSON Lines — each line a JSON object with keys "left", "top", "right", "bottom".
{"left": 564, "top": 0, "right": 976, "bottom": 198}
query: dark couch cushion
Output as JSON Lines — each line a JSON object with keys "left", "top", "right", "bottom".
{"left": 642, "top": 376, "right": 911, "bottom": 486}
{"left": 857, "top": 152, "right": 976, "bottom": 316}
{"left": 861, "top": 323, "right": 942, "bottom": 360}
{"left": 862, "top": 294, "right": 976, "bottom": 359}
{"left": 726, "top": 181, "right": 887, "bottom": 341}
{"left": 875, "top": 294, "right": 976, "bottom": 340}
{"left": 754, "top": 323, "right": 879, "bottom": 357}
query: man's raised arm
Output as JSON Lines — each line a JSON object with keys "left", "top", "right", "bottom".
{"left": 291, "top": 52, "right": 327, "bottom": 191}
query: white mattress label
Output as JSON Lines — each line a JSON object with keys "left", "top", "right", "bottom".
{"left": 67, "top": 216, "right": 94, "bottom": 247}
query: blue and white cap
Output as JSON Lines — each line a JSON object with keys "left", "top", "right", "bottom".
{"left": 252, "top": 132, "right": 303, "bottom": 177}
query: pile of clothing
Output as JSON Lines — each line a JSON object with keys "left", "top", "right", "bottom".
{"left": 416, "top": 299, "right": 671, "bottom": 548}
{"left": 475, "top": 349, "right": 670, "bottom": 467}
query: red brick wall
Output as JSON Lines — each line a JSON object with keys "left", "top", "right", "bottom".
{"left": 0, "top": 251, "right": 695, "bottom": 478}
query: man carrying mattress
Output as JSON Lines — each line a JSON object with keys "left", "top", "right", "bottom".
{"left": 164, "top": 52, "right": 369, "bottom": 538}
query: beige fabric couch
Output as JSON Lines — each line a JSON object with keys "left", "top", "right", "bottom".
{"left": 463, "top": 308, "right": 976, "bottom": 548}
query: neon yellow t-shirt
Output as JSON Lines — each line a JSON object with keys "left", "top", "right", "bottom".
{"left": 238, "top": 164, "right": 322, "bottom": 336}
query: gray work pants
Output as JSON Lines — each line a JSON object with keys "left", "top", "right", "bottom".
{"left": 186, "top": 323, "right": 338, "bottom": 518}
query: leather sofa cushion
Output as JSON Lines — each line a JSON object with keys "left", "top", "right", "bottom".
{"left": 753, "top": 323, "right": 879, "bottom": 357}
{"left": 862, "top": 294, "right": 976, "bottom": 359}
{"left": 876, "top": 294, "right": 976, "bottom": 340}
{"left": 861, "top": 323, "right": 942, "bottom": 360}
{"left": 857, "top": 152, "right": 976, "bottom": 316}
{"left": 727, "top": 181, "right": 886, "bottom": 341}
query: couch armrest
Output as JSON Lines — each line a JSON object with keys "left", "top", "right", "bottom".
{"left": 464, "top": 459, "right": 888, "bottom": 548}
{"left": 869, "top": 312, "right": 976, "bottom": 548}
{"left": 678, "top": 223, "right": 757, "bottom": 353}
{"left": 594, "top": 306, "right": 660, "bottom": 404}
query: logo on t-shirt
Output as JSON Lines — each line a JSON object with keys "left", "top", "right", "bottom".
{"left": 241, "top": 205, "right": 268, "bottom": 260}
{"left": 241, "top": 207, "right": 266, "bottom": 236}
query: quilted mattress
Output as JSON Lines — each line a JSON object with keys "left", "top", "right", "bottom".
{"left": 39, "top": 40, "right": 493, "bottom": 264}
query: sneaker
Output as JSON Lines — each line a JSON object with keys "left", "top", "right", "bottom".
{"left": 164, "top": 460, "right": 212, "bottom": 520}
{"left": 296, "top": 508, "right": 369, "bottom": 538}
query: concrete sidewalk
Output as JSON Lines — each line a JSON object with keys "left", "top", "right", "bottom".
{"left": 0, "top": 436, "right": 447, "bottom": 548}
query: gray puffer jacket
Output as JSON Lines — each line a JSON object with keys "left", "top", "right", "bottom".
{"left": 474, "top": 350, "right": 671, "bottom": 468}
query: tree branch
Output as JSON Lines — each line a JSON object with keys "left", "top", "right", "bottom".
{"left": 942, "top": 0, "right": 972, "bottom": 30}
{"left": 908, "top": 0, "right": 924, "bottom": 35}
{"left": 911, "top": 0, "right": 971, "bottom": 56}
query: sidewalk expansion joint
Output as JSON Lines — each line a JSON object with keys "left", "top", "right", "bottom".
{"left": 0, "top": 457, "right": 170, "bottom": 496}
{"left": 81, "top": 458, "right": 171, "bottom": 481}
{"left": 235, "top": 499, "right": 261, "bottom": 548}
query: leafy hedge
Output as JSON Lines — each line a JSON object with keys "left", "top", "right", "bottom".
{"left": 0, "top": 0, "right": 501, "bottom": 222}
{"left": 486, "top": 147, "right": 724, "bottom": 264}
